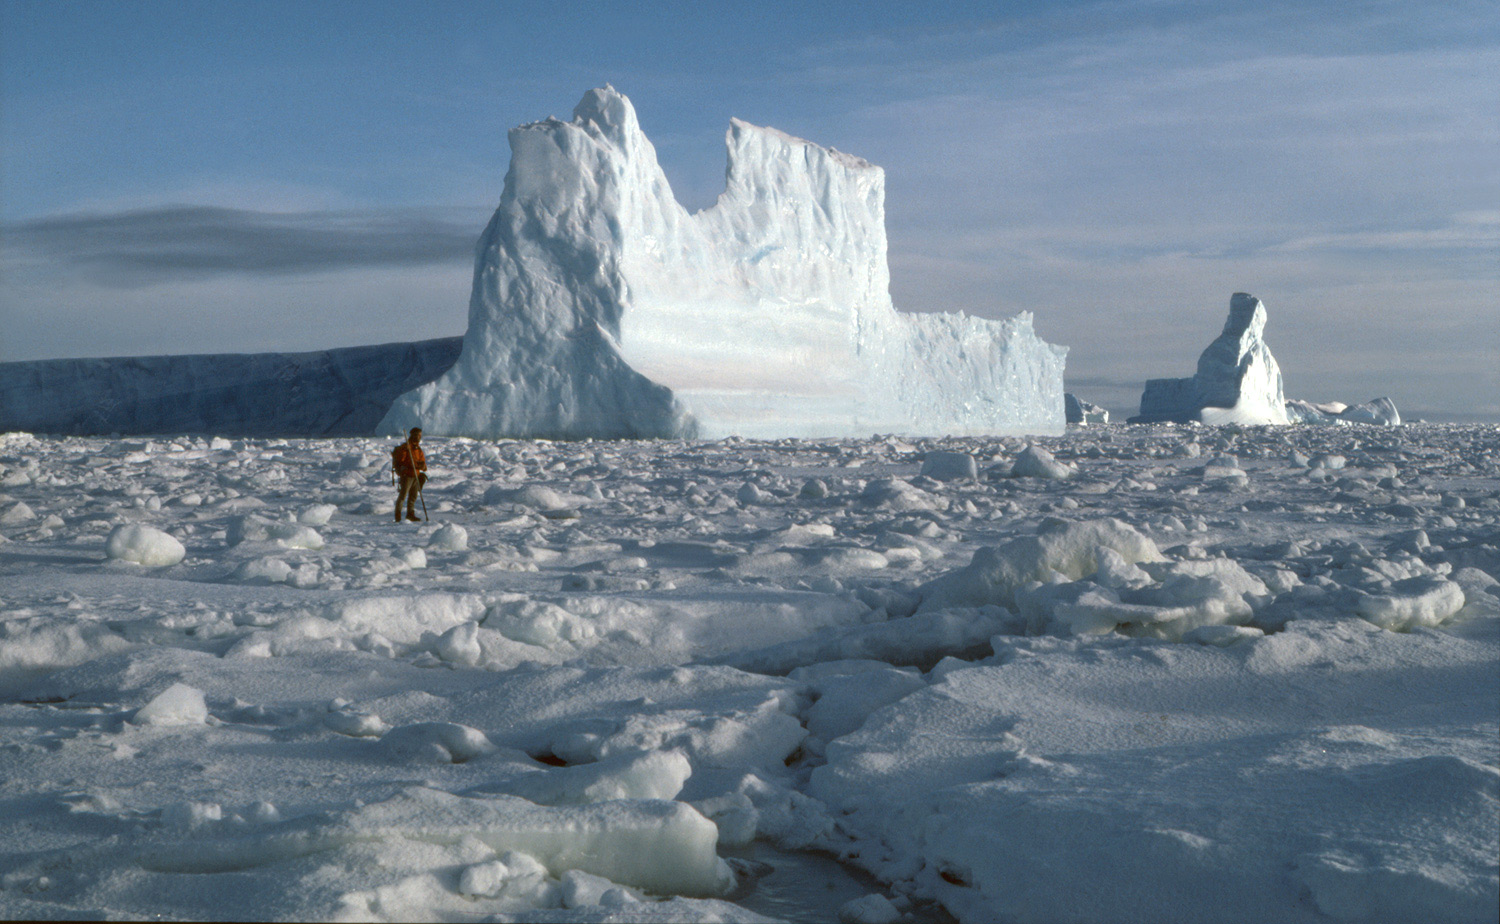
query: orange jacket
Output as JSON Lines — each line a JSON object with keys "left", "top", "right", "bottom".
{"left": 393, "top": 443, "right": 426, "bottom": 478}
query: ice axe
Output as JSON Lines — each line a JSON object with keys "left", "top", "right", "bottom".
{"left": 415, "top": 471, "right": 428, "bottom": 522}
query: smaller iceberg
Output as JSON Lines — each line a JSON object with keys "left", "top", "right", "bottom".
{"left": 1132, "top": 293, "right": 1290, "bottom": 426}
{"left": 1285, "top": 397, "right": 1402, "bottom": 426}
{"left": 1064, "top": 393, "right": 1109, "bottom": 426}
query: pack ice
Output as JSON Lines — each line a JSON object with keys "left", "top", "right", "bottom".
{"left": 1, "top": 424, "right": 1497, "bottom": 922}
{"left": 380, "top": 87, "right": 1067, "bottom": 440}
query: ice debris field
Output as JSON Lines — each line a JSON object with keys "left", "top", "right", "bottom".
{"left": 0, "top": 423, "right": 1496, "bottom": 922}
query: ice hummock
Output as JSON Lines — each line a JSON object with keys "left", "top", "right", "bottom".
{"left": 1134, "top": 293, "right": 1290, "bottom": 425}
{"left": 380, "top": 87, "right": 1067, "bottom": 440}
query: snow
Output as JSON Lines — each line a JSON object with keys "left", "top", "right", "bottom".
{"left": 1, "top": 422, "right": 1497, "bottom": 922}
{"left": 380, "top": 87, "right": 1066, "bottom": 440}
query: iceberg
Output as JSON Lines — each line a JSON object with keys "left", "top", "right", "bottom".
{"left": 1064, "top": 393, "right": 1109, "bottom": 425}
{"left": 1286, "top": 396, "right": 1402, "bottom": 426}
{"left": 1132, "top": 293, "right": 1289, "bottom": 425}
{"left": 380, "top": 87, "right": 1066, "bottom": 440}
{"left": 0, "top": 338, "right": 460, "bottom": 438}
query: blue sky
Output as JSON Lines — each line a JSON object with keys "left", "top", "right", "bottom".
{"left": 2, "top": 0, "right": 1496, "bottom": 421}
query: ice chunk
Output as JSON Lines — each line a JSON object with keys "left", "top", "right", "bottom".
{"left": 379, "top": 722, "right": 498, "bottom": 764}
{"left": 105, "top": 523, "right": 186, "bottom": 567}
{"left": 860, "top": 477, "right": 939, "bottom": 512}
{"left": 0, "top": 501, "right": 36, "bottom": 525}
{"left": 559, "top": 870, "right": 641, "bottom": 908}
{"left": 428, "top": 523, "right": 468, "bottom": 551}
{"left": 1134, "top": 293, "right": 1290, "bottom": 425}
{"left": 486, "top": 484, "right": 589, "bottom": 513}
{"left": 838, "top": 893, "right": 903, "bottom": 924}
{"left": 297, "top": 503, "right": 337, "bottom": 526}
{"left": 920, "top": 451, "right": 978, "bottom": 482}
{"left": 134, "top": 682, "right": 209, "bottom": 726}
{"left": 0, "top": 620, "right": 133, "bottom": 676}
{"left": 432, "top": 622, "right": 482, "bottom": 666}
{"left": 345, "top": 788, "right": 733, "bottom": 897}
{"left": 381, "top": 87, "right": 1065, "bottom": 440}
{"left": 501, "top": 750, "right": 692, "bottom": 805}
{"left": 226, "top": 515, "right": 323, "bottom": 550}
{"left": 1355, "top": 577, "right": 1465, "bottom": 631}
{"left": 232, "top": 557, "right": 293, "bottom": 584}
{"left": 918, "top": 518, "right": 1164, "bottom": 612}
{"left": 1010, "top": 445, "right": 1074, "bottom": 479}
{"left": 1064, "top": 393, "right": 1110, "bottom": 425}
{"left": 457, "top": 858, "right": 513, "bottom": 898}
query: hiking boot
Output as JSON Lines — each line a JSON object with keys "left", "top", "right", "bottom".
{"left": 394, "top": 512, "right": 402, "bottom": 522}
{"left": 406, "top": 512, "right": 421, "bottom": 522}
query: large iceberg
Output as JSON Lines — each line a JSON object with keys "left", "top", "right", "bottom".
{"left": 380, "top": 87, "right": 1066, "bottom": 440}
{"left": 1133, "top": 293, "right": 1290, "bottom": 426}
{"left": 0, "top": 338, "right": 461, "bottom": 438}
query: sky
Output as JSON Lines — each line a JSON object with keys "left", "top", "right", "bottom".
{"left": 2, "top": 0, "right": 1496, "bottom": 423}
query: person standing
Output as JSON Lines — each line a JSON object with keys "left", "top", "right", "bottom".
{"left": 392, "top": 427, "right": 427, "bottom": 522}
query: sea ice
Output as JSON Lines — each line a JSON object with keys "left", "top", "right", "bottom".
{"left": 1, "top": 424, "right": 1495, "bottom": 922}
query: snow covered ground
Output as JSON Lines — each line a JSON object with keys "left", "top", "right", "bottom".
{"left": 0, "top": 424, "right": 1495, "bottom": 922}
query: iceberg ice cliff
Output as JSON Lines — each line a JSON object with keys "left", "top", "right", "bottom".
{"left": 1134, "top": 293, "right": 1290, "bottom": 426}
{"left": 0, "top": 339, "right": 461, "bottom": 438}
{"left": 380, "top": 87, "right": 1066, "bottom": 440}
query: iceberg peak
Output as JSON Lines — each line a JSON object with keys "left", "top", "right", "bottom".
{"left": 1221, "top": 292, "right": 1268, "bottom": 341}
{"left": 571, "top": 84, "right": 639, "bottom": 141}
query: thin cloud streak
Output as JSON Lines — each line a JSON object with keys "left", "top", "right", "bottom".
{"left": 3, "top": 206, "right": 483, "bottom": 285}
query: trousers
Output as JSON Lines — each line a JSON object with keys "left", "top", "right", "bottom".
{"left": 396, "top": 474, "right": 424, "bottom": 519}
